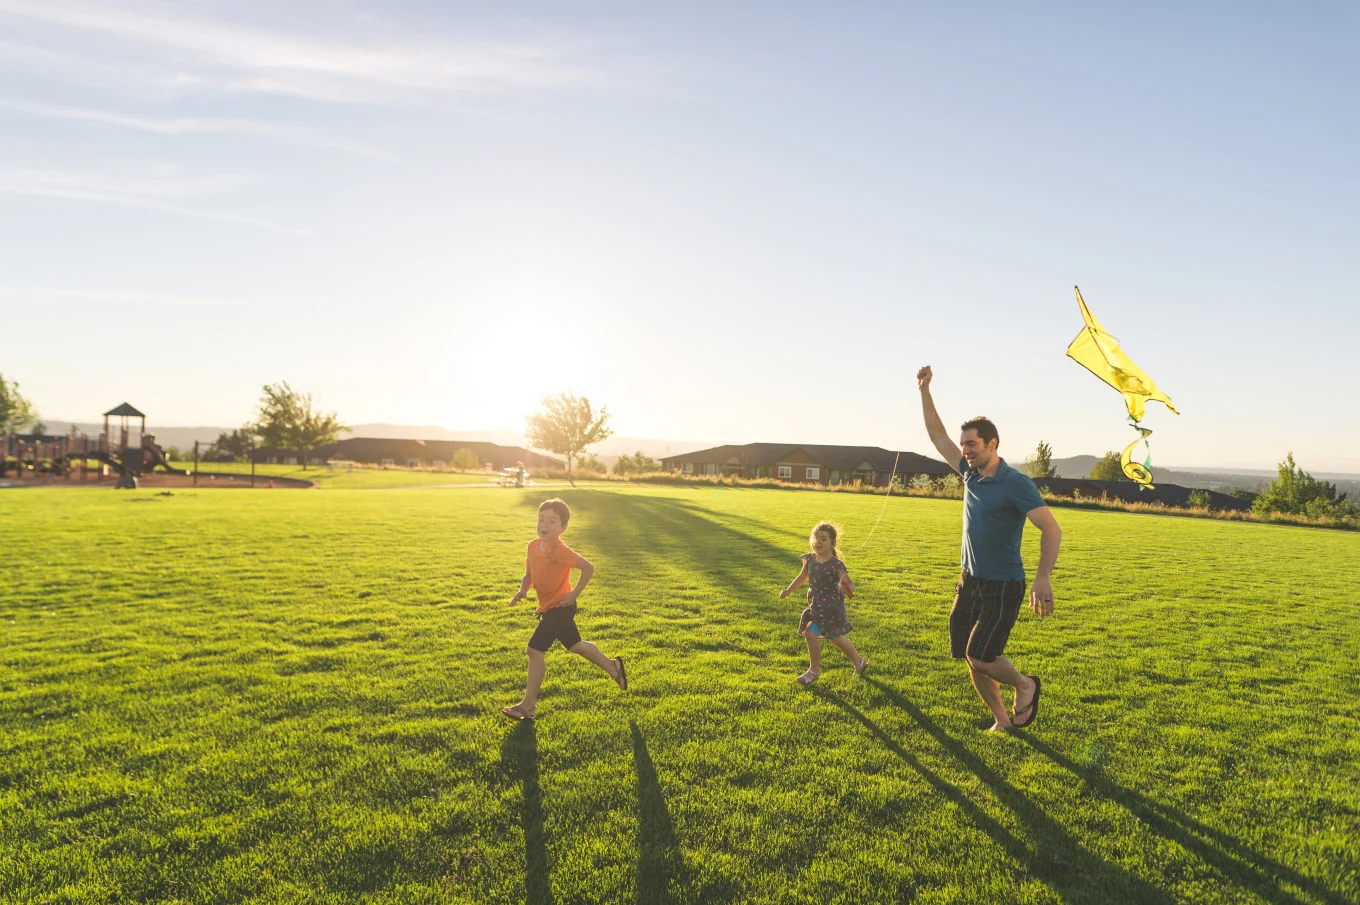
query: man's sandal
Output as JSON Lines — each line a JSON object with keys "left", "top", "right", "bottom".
{"left": 613, "top": 656, "right": 628, "bottom": 691}
{"left": 501, "top": 704, "right": 536, "bottom": 721}
{"left": 1012, "top": 675, "right": 1041, "bottom": 728}
{"left": 795, "top": 669, "right": 820, "bottom": 685}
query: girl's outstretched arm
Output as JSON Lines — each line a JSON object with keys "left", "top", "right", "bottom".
{"left": 780, "top": 562, "right": 810, "bottom": 599}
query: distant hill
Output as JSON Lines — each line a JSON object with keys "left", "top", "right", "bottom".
{"left": 39, "top": 421, "right": 226, "bottom": 452}
{"left": 1042, "top": 455, "right": 1360, "bottom": 499}
{"left": 1048, "top": 455, "right": 1100, "bottom": 479}
{"left": 342, "top": 425, "right": 715, "bottom": 462}
{"left": 40, "top": 420, "right": 715, "bottom": 466}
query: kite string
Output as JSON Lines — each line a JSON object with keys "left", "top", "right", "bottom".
{"left": 856, "top": 449, "right": 901, "bottom": 552}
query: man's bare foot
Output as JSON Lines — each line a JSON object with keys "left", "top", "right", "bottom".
{"left": 987, "top": 720, "right": 1013, "bottom": 734}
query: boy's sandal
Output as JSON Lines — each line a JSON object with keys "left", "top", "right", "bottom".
{"left": 501, "top": 704, "right": 536, "bottom": 721}
{"left": 854, "top": 658, "right": 869, "bottom": 677}
{"left": 795, "top": 670, "right": 820, "bottom": 685}
{"left": 613, "top": 656, "right": 628, "bottom": 691}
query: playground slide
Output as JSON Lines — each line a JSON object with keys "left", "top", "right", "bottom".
{"left": 142, "top": 442, "right": 189, "bottom": 475}
{"left": 80, "top": 451, "right": 126, "bottom": 475}
{"left": 73, "top": 445, "right": 189, "bottom": 476}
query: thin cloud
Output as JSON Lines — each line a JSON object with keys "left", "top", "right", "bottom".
{"left": 0, "top": 98, "right": 403, "bottom": 162}
{"left": 0, "top": 168, "right": 309, "bottom": 235}
{"left": 0, "top": 286, "right": 292, "bottom": 308}
{"left": 0, "top": 1, "right": 608, "bottom": 105}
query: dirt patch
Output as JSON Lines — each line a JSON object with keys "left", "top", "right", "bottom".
{"left": 1, "top": 471, "right": 315, "bottom": 489}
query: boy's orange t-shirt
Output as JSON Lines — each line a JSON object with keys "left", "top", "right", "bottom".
{"left": 525, "top": 538, "right": 579, "bottom": 612}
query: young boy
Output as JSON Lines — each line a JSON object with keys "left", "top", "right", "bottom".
{"left": 502, "top": 498, "right": 627, "bottom": 720}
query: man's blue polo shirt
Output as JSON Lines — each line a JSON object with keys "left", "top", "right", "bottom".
{"left": 959, "top": 457, "right": 1046, "bottom": 581}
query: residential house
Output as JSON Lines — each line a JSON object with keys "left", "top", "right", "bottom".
{"left": 660, "top": 443, "right": 953, "bottom": 486}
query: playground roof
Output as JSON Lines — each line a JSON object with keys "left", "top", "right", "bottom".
{"left": 104, "top": 403, "right": 146, "bottom": 417}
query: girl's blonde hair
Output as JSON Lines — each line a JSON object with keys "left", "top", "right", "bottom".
{"left": 809, "top": 521, "right": 842, "bottom": 557}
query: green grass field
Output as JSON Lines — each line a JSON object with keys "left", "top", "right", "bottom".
{"left": 2, "top": 484, "right": 1357, "bottom": 904}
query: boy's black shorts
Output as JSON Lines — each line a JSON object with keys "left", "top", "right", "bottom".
{"left": 528, "top": 604, "right": 582, "bottom": 652}
{"left": 949, "top": 572, "right": 1027, "bottom": 663}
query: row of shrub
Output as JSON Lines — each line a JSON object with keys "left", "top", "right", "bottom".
{"left": 584, "top": 470, "right": 1359, "bottom": 531}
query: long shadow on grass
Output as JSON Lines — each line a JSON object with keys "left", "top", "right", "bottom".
{"left": 814, "top": 683, "right": 1178, "bottom": 905}
{"left": 521, "top": 491, "right": 798, "bottom": 638}
{"left": 1017, "top": 734, "right": 1353, "bottom": 905}
{"left": 873, "top": 678, "right": 1349, "bottom": 904}
{"left": 632, "top": 720, "right": 687, "bottom": 905}
{"left": 500, "top": 721, "right": 554, "bottom": 905}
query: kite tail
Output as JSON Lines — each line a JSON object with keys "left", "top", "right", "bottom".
{"left": 1120, "top": 421, "right": 1155, "bottom": 489}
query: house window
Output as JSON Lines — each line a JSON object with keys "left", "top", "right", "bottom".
{"left": 778, "top": 465, "right": 792, "bottom": 479}
{"left": 381, "top": 458, "right": 395, "bottom": 467}
{"left": 683, "top": 462, "right": 693, "bottom": 474}
{"left": 284, "top": 457, "right": 297, "bottom": 466}
{"left": 704, "top": 464, "right": 717, "bottom": 476}
{"left": 806, "top": 467, "right": 820, "bottom": 481}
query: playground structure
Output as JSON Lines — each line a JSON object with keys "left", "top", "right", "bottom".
{"left": 1, "top": 402, "right": 186, "bottom": 486}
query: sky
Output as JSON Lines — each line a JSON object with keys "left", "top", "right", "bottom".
{"left": 0, "top": 1, "right": 1356, "bottom": 470}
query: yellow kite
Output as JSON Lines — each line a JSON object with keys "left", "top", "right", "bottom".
{"left": 1066, "top": 286, "right": 1178, "bottom": 487}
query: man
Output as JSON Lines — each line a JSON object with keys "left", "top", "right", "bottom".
{"left": 917, "top": 365, "right": 1061, "bottom": 732}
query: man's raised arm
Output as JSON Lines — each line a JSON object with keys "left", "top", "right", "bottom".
{"left": 917, "top": 366, "right": 961, "bottom": 473}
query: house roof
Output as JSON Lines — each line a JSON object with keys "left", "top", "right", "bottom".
{"left": 415, "top": 440, "right": 563, "bottom": 467}
{"left": 104, "top": 402, "right": 146, "bottom": 418}
{"left": 311, "top": 437, "right": 429, "bottom": 461}
{"left": 662, "top": 443, "right": 953, "bottom": 475}
{"left": 297, "top": 436, "right": 565, "bottom": 467}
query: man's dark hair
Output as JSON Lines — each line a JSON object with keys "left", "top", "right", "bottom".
{"left": 960, "top": 416, "right": 999, "bottom": 448}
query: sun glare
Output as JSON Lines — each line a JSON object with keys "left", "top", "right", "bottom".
{"left": 432, "top": 314, "right": 593, "bottom": 430}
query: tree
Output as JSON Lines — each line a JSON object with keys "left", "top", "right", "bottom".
{"left": 1022, "top": 441, "right": 1059, "bottom": 479}
{"left": 0, "top": 373, "right": 38, "bottom": 433}
{"left": 1187, "top": 489, "right": 1212, "bottom": 510}
{"left": 577, "top": 453, "right": 607, "bottom": 475}
{"left": 1088, "top": 450, "right": 1130, "bottom": 482}
{"left": 210, "top": 426, "right": 258, "bottom": 461}
{"left": 31, "top": 421, "right": 47, "bottom": 436}
{"left": 1252, "top": 453, "right": 1354, "bottom": 519}
{"left": 525, "top": 391, "right": 613, "bottom": 486}
{"left": 451, "top": 448, "right": 481, "bottom": 471}
{"left": 253, "top": 382, "right": 345, "bottom": 470}
{"left": 613, "top": 450, "right": 659, "bottom": 475}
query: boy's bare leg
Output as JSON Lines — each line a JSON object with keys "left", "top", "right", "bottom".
{"left": 516, "top": 646, "right": 547, "bottom": 713}
{"left": 568, "top": 640, "right": 623, "bottom": 684}
{"left": 829, "top": 636, "right": 866, "bottom": 669}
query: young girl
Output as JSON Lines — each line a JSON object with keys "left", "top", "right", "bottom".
{"left": 780, "top": 521, "right": 867, "bottom": 685}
